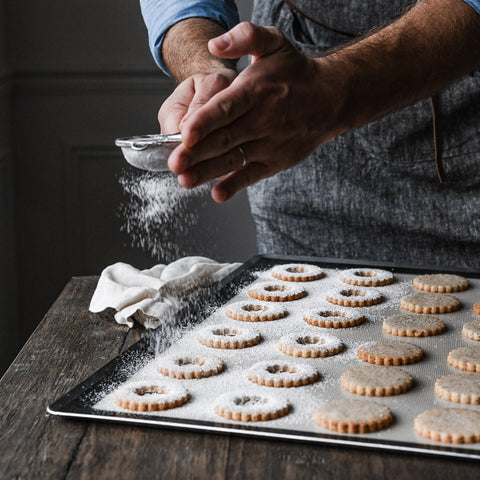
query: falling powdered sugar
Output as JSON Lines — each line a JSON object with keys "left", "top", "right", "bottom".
{"left": 119, "top": 170, "right": 210, "bottom": 261}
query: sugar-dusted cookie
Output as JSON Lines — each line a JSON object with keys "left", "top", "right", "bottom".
{"left": 247, "top": 360, "right": 319, "bottom": 388}
{"left": 115, "top": 381, "right": 189, "bottom": 412}
{"left": 226, "top": 301, "right": 288, "bottom": 322}
{"left": 339, "top": 268, "right": 394, "bottom": 287}
{"left": 303, "top": 308, "right": 365, "bottom": 329}
{"left": 474, "top": 302, "right": 480, "bottom": 315}
{"left": 447, "top": 346, "right": 480, "bottom": 372}
{"left": 462, "top": 320, "right": 480, "bottom": 341}
{"left": 413, "top": 273, "right": 469, "bottom": 293}
{"left": 434, "top": 373, "right": 480, "bottom": 404}
{"left": 197, "top": 324, "right": 262, "bottom": 349}
{"left": 271, "top": 263, "right": 324, "bottom": 282}
{"left": 248, "top": 282, "right": 307, "bottom": 302}
{"left": 214, "top": 391, "right": 290, "bottom": 422}
{"left": 156, "top": 354, "right": 224, "bottom": 380}
{"left": 278, "top": 332, "right": 343, "bottom": 358}
{"left": 314, "top": 399, "right": 393, "bottom": 434}
{"left": 326, "top": 288, "right": 383, "bottom": 307}
{"left": 382, "top": 314, "right": 445, "bottom": 337}
{"left": 400, "top": 292, "right": 461, "bottom": 314}
{"left": 357, "top": 340, "right": 423, "bottom": 366}
{"left": 414, "top": 408, "right": 480, "bottom": 444}
{"left": 340, "top": 365, "right": 413, "bottom": 397}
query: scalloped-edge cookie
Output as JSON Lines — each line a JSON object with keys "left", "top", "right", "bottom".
{"left": 340, "top": 365, "right": 413, "bottom": 397}
{"left": 226, "top": 301, "right": 288, "bottom": 322}
{"left": 197, "top": 324, "right": 262, "bottom": 349}
{"left": 248, "top": 282, "right": 307, "bottom": 302}
{"left": 115, "top": 381, "right": 189, "bottom": 412}
{"left": 357, "top": 340, "right": 423, "bottom": 366}
{"left": 382, "top": 314, "right": 445, "bottom": 337}
{"left": 303, "top": 308, "right": 365, "bottom": 329}
{"left": 247, "top": 360, "right": 319, "bottom": 388}
{"left": 214, "top": 391, "right": 290, "bottom": 422}
{"left": 314, "top": 399, "right": 393, "bottom": 434}
{"left": 462, "top": 320, "right": 480, "bottom": 341}
{"left": 339, "top": 268, "right": 394, "bottom": 287}
{"left": 326, "top": 288, "right": 383, "bottom": 307}
{"left": 414, "top": 408, "right": 480, "bottom": 443}
{"left": 447, "top": 346, "right": 480, "bottom": 372}
{"left": 400, "top": 292, "right": 460, "bottom": 314}
{"left": 156, "top": 355, "right": 224, "bottom": 380}
{"left": 474, "top": 302, "right": 480, "bottom": 315}
{"left": 278, "top": 332, "right": 343, "bottom": 358}
{"left": 413, "top": 273, "right": 469, "bottom": 293}
{"left": 434, "top": 373, "right": 480, "bottom": 404}
{"left": 271, "top": 263, "right": 324, "bottom": 282}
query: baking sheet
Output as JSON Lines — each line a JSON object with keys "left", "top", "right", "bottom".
{"left": 48, "top": 255, "right": 480, "bottom": 460}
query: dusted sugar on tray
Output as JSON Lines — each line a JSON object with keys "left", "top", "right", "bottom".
{"left": 91, "top": 261, "right": 480, "bottom": 458}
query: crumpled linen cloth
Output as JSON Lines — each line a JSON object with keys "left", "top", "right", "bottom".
{"left": 89, "top": 256, "right": 241, "bottom": 329}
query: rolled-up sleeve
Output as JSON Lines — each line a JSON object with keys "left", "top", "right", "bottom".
{"left": 461, "top": 0, "right": 480, "bottom": 14}
{"left": 139, "top": 0, "right": 240, "bottom": 75}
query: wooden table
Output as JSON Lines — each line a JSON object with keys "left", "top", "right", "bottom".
{"left": 1, "top": 276, "right": 479, "bottom": 479}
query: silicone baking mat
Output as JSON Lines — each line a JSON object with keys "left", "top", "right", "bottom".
{"left": 48, "top": 255, "right": 480, "bottom": 460}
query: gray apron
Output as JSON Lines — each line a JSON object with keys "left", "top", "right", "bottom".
{"left": 248, "top": 0, "right": 480, "bottom": 267}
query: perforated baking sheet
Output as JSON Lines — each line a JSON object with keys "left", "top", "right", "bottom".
{"left": 48, "top": 255, "right": 480, "bottom": 460}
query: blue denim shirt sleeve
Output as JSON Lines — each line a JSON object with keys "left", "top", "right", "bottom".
{"left": 139, "top": 0, "right": 240, "bottom": 76}
{"left": 461, "top": 0, "right": 480, "bottom": 15}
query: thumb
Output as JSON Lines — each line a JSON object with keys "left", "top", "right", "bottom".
{"left": 208, "top": 22, "right": 287, "bottom": 61}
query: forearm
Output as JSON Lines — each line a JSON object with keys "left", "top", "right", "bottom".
{"left": 323, "top": 0, "right": 480, "bottom": 134}
{"left": 163, "top": 18, "right": 237, "bottom": 82}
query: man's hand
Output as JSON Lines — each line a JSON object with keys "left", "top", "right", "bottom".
{"left": 158, "top": 67, "right": 237, "bottom": 134}
{"left": 168, "top": 22, "right": 338, "bottom": 202}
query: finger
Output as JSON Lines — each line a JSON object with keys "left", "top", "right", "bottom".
{"left": 208, "top": 22, "right": 286, "bottom": 60}
{"left": 170, "top": 114, "right": 258, "bottom": 172}
{"left": 176, "top": 144, "right": 248, "bottom": 188}
{"left": 158, "top": 79, "right": 195, "bottom": 133}
{"left": 180, "top": 83, "right": 254, "bottom": 148}
{"left": 180, "top": 71, "right": 234, "bottom": 128}
{"left": 212, "top": 162, "right": 269, "bottom": 203}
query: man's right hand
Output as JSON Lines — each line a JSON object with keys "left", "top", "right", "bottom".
{"left": 158, "top": 67, "right": 237, "bottom": 135}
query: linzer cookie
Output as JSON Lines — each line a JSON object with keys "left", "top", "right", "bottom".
{"left": 271, "top": 263, "right": 324, "bottom": 282}
{"left": 357, "top": 340, "right": 423, "bottom": 366}
{"left": 326, "top": 287, "right": 383, "bottom": 307}
{"left": 447, "top": 346, "right": 480, "bottom": 372}
{"left": 339, "top": 268, "right": 394, "bottom": 287}
{"left": 278, "top": 332, "right": 343, "bottom": 358}
{"left": 115, "top": 381, "right": 189, "bottom": 412}
{"left": 414, "top": 408, "right": 480, "bottom": 443}
{"left": 214, "top": 391, "right": 290, "bottom": 422}
{"left": 434, "top": 373, "right": 480, "bottom": 404}
{"left": 226, "top": 301, "right": 288, "bottom": 322}
{"left": 248, "top": 282, "right": 307, "bottom": 302}
{"left": 400, "top": 292, "right": 460, "bottom": 314}
{"left": 247, "top": 360, "right": 319, "bottom": 388}
{"left": 314, "top": 399, "right": 393, "bottom": 434}
{"left": 462, "top": 320, "right": 480, "bottom": 341}
{"left": 156, "top": 355, "right": 224, "bottom": 380}
{"left": 303, "top": 308, "right": 365, "bottom": 329}
{"left": 197, "top": 324, "right": 262, "bottom": 349}
{"left": 382, "top": 314, "right": 445, "bottom": 337}
{"left": 340, "top": 365, "right": 413, "bottom": 397}
{"left": 474, "top": 302, "right": 480, "bottom": 315}
{"left": 413, "top": 273, "right": 469, "bottom": 293}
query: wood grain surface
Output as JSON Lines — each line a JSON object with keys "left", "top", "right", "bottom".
{"left": 0, "top": 277, "right": 478, "bottom": 479}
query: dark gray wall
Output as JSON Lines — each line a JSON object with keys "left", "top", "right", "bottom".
{"left": 0, "top": 0, "right": 18, "bottom": 375}
{"left": 1, "top": 0, "right": 256, "bottom": 375}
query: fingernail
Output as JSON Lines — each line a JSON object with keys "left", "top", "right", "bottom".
{"left": 213, "top": 33, "right": 231, "bottom": 50}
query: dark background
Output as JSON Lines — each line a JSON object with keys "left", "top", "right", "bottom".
{"left": 0, "top": 0, "right": 255, "bottom": 375}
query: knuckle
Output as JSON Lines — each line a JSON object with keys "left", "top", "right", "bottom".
{"left": 238, "top": 21, "right": 256, "bottom": 43}
{"left": 219, "top": 128, "right": 232, "bottom": 150}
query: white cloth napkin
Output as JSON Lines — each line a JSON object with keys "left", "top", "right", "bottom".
{"left": 89, "top": 256, "right": 241, "bottom": 329}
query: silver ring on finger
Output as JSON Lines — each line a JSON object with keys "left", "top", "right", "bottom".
{"left": 237, "top": 145, "right": 248, "bottom": 167}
